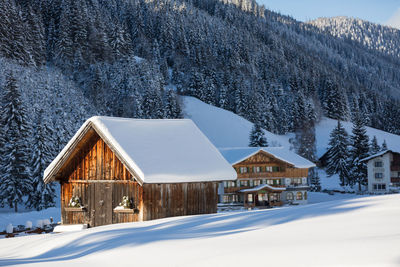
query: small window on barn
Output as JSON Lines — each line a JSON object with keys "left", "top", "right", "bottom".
{"left": 272, "top": 166, "right": 280, "bottom": 172}
{"left": 240, "top": 167, "right": 247, "bottom": 173}
{"left": 253, "top": 166, "right": 261, "bottom": 173}
{"left": 265, "top": 166, "right": 272, "bottom": 172}
{"left": 286, "top": 192, "right": 294, "bottom": 200}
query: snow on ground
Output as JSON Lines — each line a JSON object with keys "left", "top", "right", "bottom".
{"left": 183, "top": 96, "right": 291, "bottom": 148}
{"left": 0, "top": 194, "right": 399, "bottom": 267}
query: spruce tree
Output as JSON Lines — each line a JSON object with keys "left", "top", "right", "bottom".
{"left": 26, "top": 109, "right": 57, "bottom": 210}
{"left": 326, "top": 120, "right": 350, "bottom": 186}
{"left": 348, "top": 113, "right": 370, "bottom": 191}
{"left": 369, "top": 136, "right": 381, "bottom": 155}
{"left": 249, "top": 122, "right": 268, "bottom": 147}
{"left": 381, "top": 140, "right": 388, "bottom": 151}
{"left": 0, "top": 72, "right": 32, "bottom": 212}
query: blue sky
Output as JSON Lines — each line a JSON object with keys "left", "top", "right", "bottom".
{"left": 257, "top": 0, "right": 400, "bottom": 28}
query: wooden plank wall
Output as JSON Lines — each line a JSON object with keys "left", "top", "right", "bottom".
{"left": 58, "top": 131, "right": 133, "bottom": 182}
{"left": 142, "top": 182, "right": 218, "bottom": 221}
{"left": 61, "top": 181, "right": 142, "bottom": 226}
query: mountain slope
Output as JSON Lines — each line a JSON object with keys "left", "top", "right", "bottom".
{"left": 309, "top": 16, "right": 400, "bottom": 59}
{"left": 183, "top": 96, "right": 400, "bottom": 158}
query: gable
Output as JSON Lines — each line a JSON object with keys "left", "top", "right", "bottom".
{"left": 234, "top": 151, "right": 293, "bottom": 167}
{"left": 55, "top": 129, "right": 137, "bottom": 182}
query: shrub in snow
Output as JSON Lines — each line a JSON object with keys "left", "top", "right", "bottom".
{"left": 6, "top": 224, "right": 13, "bottom": 234}
{"left": 36, "top": 220, "right": 44, "bottom": 229}
{"left": 43, "top": 219, "right": 51, "bottom": 226}
{"left": 25, "top": 221, "right": 33, "bottom": 229}
{"left": 68, "top": 196, "right": 81, "bottom": 207}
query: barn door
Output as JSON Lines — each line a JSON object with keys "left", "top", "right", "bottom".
{"left": 94, "top": 183, "right": 113, "bottom": 226}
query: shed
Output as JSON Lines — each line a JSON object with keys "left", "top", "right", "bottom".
{"left": 44, "top": 116, "right": 237, "bottom": 227}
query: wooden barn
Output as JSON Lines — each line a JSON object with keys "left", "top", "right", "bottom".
{"left": 44, "top": 116, "right": 237, "bottom": 227}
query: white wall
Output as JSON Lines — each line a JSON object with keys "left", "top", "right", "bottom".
{"left": 367, "top": 153, "right": 391, "bottom": 193}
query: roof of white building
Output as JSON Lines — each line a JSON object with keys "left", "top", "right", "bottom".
{"left": 360, "top": 150, "right": 395, "bottom": 162}
{"left": 44, "top": 116, "right": 237, "bottom": 185}
{"left": 218, "top": 147, "right": 316, "bottom": 168}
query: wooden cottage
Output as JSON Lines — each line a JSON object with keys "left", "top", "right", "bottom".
{"left": 44, "top": 116, "right": 237, "bottom": 227}
{"left": 218, "top": 147, "right": 315, "bottom": 207}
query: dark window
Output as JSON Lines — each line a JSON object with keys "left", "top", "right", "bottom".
{"left": 374, "top": 161, "right": 383, "bottom": 167}
{"left": 375, "top": 173, "right": 383, "bottom": 179}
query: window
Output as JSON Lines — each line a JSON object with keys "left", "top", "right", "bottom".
{"left": 398, "top": 172, "right": 400, "bottom": 178}
{"left": 373, "top": 184, "right": 386, "bottom": 190}
{"left": 267, "top": 179, "right": 274, "bottom": 185}
{"left": 273, "top": 179, "right": 280, "bottom": 185}
{"left": 296, "top": 192, "right": 303, "bottom": 200}
{"left": 249, "top": 180, "right": 254, "bottom": 187}
{"left": 239, "top": 167, "right": 247, "bottom": 173}
{"left": 240, "top": 180, "right": 249, "bottom": 187}
{"left": 291, "top": 178, "right": 302, "bottom": 185}
{"left": 223, "top": 195, "right": 230, "bottom": 203}
{"left": 374, "top": 161, "right": 383, "bottom": 167}
{"left": 272, "top": 166, "right": 280, "bottom": 172}
{"left": 265, "top": 166, "right": 272, "bottom": 172}
{"left": 254, "top": 180, "right": 261, "bottom": 186}
{"left": 375, "top": 173, "right": 383, "bottom": 179}
{"left": 247, "top": 194, "right": 253, "bottom": 203}
{"left": 253, "top": 166, "right": 261, "bottom": 173}
{"left": 230, "top": 181, "right": 236, "bottom": 187}
{"left": 286, "top": 192, "right": 294, "bottom": 200}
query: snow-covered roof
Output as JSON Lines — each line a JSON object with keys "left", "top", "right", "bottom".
{"left": 239, "top": 184, "right": 286, "bottom": 193}
{"left": 44, "top": 116, "right": 237, "bottom": 184}
{"left": 218, "top": 147, "right": 316, "bottom": 168}
{"left": 360, "top": 150, "right": 396, "bottom": 162}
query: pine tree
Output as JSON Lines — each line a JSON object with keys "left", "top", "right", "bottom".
{"left": 0, "top": 72, "right": 32, "bottom": 212}
{"left": 348, "top": 113, "right": 370, "bottom": 191}
{"left": 381, "top": 140, "right": 388, "bottom": 151}
{"left": 309, "top": 168, "right": 321, "bottom": 192}
{"left": 369, "top": 136, "right": 381, "bottom": 155}
{"left": 249, "top": 122, "right": 268, "bottom": 147}
{"left": 326, "top": 120, "right": 350, "bottom": 186}
{"left": 26, "top": 109, "right": 57, "bottom": 210}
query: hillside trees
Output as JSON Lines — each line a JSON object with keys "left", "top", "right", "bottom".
{"left": 0, "top": 72, "right": 32, "bottom": 212}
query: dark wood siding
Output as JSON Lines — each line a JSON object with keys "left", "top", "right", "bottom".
{"left": 142, "top": 182, "right": 218, "bottom": 221}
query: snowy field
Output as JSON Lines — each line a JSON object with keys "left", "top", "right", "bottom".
{"left": 0, "top": 194, "right": 399, "bottom": 266}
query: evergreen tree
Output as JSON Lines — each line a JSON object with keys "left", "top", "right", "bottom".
{"left": 369, "top": 136, "right": 381, "bottom": 155}
{"left": 26, "top": 109, "right": 57, "bottom": 210}
{"left": 309, "top": 168, "right": 321, "bottom": 192}
{"left": 348, "top": 113, "right": 370, "bottom": 191}
{"left": 381, "top": 140, "right": 388, "bottom": 151}
{"left": 249, "top": 122, "right": 268, "bottom": 147}
{"left": 326, "top": 120, "right": 350, "bottom": 186}
{"left": 0, "top": 72, "right": 32, "bottom": 212}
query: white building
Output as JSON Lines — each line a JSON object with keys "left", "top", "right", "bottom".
{"left": 361, "top": 150, "right": 400, "bottom": 193}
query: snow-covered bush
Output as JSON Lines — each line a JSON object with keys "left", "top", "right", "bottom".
{"left": 68, "top": 196, "right": 81, "bottom": 208}
{"left": 6, "top": 224, "right": 13, "bottom": 234}
{"left": 36, "top": 220, "right": 44, "bottom": 228}
{"left": 25, "top": 221, "right": 32, "bottom": 229}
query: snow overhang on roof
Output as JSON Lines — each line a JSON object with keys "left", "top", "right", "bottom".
{"left": 218, "top": 147, "right": 316, "bottom": 168}
{"left": 44, "top": 116, "right": 237, "bottom": 184}
{"left": 239, "top": 184, "right": 286, "bottom": 193}
{"left": 360, "top": 150, "right": 392, "bottom": 162}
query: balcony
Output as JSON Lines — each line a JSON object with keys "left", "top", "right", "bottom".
{"left": 391, "top": 165, "right": 400, "bottom": 171}
{"left": 237, "top": 172, "right": 287, "bottom": 178}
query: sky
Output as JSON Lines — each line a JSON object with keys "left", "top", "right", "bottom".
{"left": 257, "top": 0, "right": 400, "bottom": 29}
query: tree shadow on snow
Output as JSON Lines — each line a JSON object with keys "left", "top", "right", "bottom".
{"left": 0, "top": 196, "right": 373, "bottom": 266}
